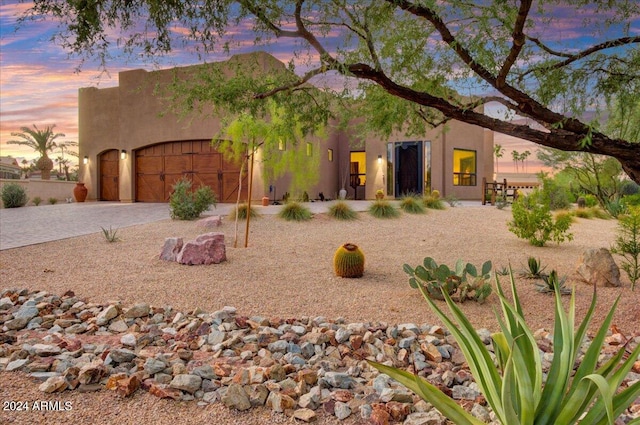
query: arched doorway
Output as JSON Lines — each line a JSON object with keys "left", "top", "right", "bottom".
{"left": 99, "top": 149, "right": 119, "bottom": 201}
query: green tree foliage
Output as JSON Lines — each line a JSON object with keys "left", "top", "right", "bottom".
{"left": 537, "top": 149, "right": 625, "bottom": 208}
{"left": 15, "top": 1, "right": 640, "bottom": 183}
{"left": 8, "top": 125, "right": 66, "bottom": 180}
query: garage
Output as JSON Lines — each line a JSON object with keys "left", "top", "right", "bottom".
{"left": 135, "top": 140, "right": 247, "bottom": 203}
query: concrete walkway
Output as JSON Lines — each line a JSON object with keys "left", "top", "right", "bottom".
{"left": 0, "top": 199, "right": 482, "bottom": 250}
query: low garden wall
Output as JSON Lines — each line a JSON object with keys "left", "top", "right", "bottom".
{"left": 0, "top": 179, "right": 77, "bottom": 208}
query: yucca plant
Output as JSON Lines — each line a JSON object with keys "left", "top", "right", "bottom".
{"left": 400, "top": 196, "right": 426, "bottom": 214}
{"left": 278, "top": 201, "right": 312, "bottom": 221}
{"left": 369, "top": 268, "right": 640, "bottom": 425}
{"left": 328, "top": 201, "right": 358, "bottom": 220}
{"left": 368, "top": 200, "right": 400, "bottom": 218}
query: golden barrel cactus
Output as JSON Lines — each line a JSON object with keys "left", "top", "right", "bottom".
{"left": 334, "top": 243, "right": 365, "bottom": 278}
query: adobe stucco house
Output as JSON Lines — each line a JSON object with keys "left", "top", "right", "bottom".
{"left": 78, "top": 52, "right": 493, "bottom": 203}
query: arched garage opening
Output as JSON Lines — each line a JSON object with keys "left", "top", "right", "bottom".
{"left": 135, "top": 140, "right": 248, "bottom": 202}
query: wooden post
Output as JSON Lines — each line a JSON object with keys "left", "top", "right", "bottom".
{"left": 244, "top": 148, "right": 255, "bottom": 248}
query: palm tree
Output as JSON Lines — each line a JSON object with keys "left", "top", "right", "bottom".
{"left": 493, "top": 144, "right": 504, "bottom": 176}
{"left": 8, "top": 125, "right": 65, "bottom": 180}
{"left": 511, "top": 150, "right": 520, "bottom": 173}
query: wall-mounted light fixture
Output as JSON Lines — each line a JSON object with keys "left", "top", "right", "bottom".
{"left": 377, "top": 154, "right": 382, "bottom": 164}
{"left": 83, "top": 156, "right": 88, "bottom": 165}
{"left": 120, "top": 149, "right": 127, "bottom": 160}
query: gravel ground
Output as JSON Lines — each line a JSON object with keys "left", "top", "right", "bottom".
{"left": 1, "top": 204, "right": 638, "bottom": 424}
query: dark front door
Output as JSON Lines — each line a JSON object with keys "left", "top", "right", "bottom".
{"left": 395, "top": 142, "right": 423, "bottom": 196}
{"left": 99, "top": 149, "right": 119, "bottom": 201}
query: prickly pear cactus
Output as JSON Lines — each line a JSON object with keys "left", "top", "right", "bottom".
{"left": 334, "top": 243, "right": 365, "bottom": 278}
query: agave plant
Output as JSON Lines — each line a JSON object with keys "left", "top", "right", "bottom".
{"left": 519, "top": 256, "right": 546, "bottom": 279}
{"left": 369, "top": 268, "right": 640, "bottom": 425}
{"left": 536, "top": 269, "right": 571, "bottom": 295}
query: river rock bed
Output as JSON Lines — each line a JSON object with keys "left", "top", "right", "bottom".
{"left": 1, "top": 288, "right": 639, "bottom": 424}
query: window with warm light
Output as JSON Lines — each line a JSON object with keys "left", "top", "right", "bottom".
{"left": 328, "top": 149, "right": 333, "bottom": 162}
{"left": 453, "top": 149, "right": 477, "bottom": 186}
{"left": 349, "top": 151, "right": 366, "bottom": 186}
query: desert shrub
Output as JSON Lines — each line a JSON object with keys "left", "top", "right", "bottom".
{"left": 576, "top": 196, "right": 586, "bottom": 208}
{"left": 423, "top": 195, "right": 445, "bottom": 210}
{"left": 278, "top": 201, "right": 312, "bottom": 221}
{"left": 508, "top": 190, "right": 573, "bottom": 247}
{"left": 622, "top": 193, "right": 640, "bottom": 209}
{"left": 368, "top": 200, "right": 400, "bottom": 218}
{"left": 620, "top": 180, "right": 640, "bottom": 196}
{"left": 48, "top": 197, "right": 58, "bottom": 205}
{"left": 229, "top": 203, "right": 260, "bottom": 220}
{"left": 611, "top": 206, "right": 640, "bottom": 290}
{"left": 1, "top": 183, "right": 28, "bottom": 208}
{"left": 32, "top": 196, "right": 42, "bottom": 206}
{"left": 583, "top": 193, "right": 598, "bottom": 207}
{"left": 327, "top": 201, "right": 357, "bottom": 220}
{"left": 399, "top": 196, "right": 426, "bottom": 214}
{"left": 540, "top": 174, "right": 571, "bottom": 210}
{"left": 169, "top": 178, "right": 217, "bottom": 220}
{"left": 370, "top": 270, "right": 640, "bottom": 425}
{"left": 404, "top": 257, "right": 492, "bottom": 303}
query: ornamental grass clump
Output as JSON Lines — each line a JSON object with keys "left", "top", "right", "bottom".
{"left": 278, "top": 201, "right": 312, "bottom": 221}
{"left": 423, "top": 195, "right": 446, "bottom": 210}
{"left": 368, "top": 199, "right": 400, "bottom": 218}
{"left": 370, "top": 268, "right": 640, "bottom": 425}
{"left": 333, "top": 243, "right": 365, "bottom": 278}
{"left": 400, "top": 195, "right": 426, "bottom": 214}
{"left": 228, "top": 203, "right": 260, "bottom": 220}
{"left": 327, "top": 201, "right": 357, "bottom": 220}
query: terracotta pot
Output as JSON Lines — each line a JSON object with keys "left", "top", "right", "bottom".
{"left": 74, "top": 183, "right": 88, "bottom": 202}
{"left": 262, "top": 196, "right": 269, "bottom": 206}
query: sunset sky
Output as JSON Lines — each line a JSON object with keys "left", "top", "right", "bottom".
{"left": 1, "top": 2, "right": 637, "bottom": 173}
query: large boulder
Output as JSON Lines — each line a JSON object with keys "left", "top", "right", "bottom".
{"left": 177, "top": 233, "right": 226, "bottom": 265}
{"left": 159, "top": 237, "right": 183, "bottom": 262}
{"left": 575, "top": 248, "right": 621, "bottom": 287}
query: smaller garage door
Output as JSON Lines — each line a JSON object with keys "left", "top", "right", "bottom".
{"left": 99, "top": 149, "right": 119, "bottom": 201}
{"left": 135, "top": 141, "right": 248, "bottom": 203}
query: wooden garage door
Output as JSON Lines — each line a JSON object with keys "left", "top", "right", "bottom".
{"left": 99, "top": 149, "right": 119, "bottom": 201}
{"left": 135, "top": 141, "right": 247, "bottom": 203}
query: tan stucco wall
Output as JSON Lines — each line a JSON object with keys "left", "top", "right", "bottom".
{"left": 78, "top": 53, "right": 493, "bottom": 202}
{"left": 0, "top": 179, "right": 77, "bottom": 207}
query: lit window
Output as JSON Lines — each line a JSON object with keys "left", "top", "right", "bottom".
{"left": 328, "top": 149, "right": 333, "bottom": 162}
{"left": 349, "top": 151, "right": 366, "bottom": 186}
{"left": 453, "top": 149, "right": 476, "bottom": 186}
